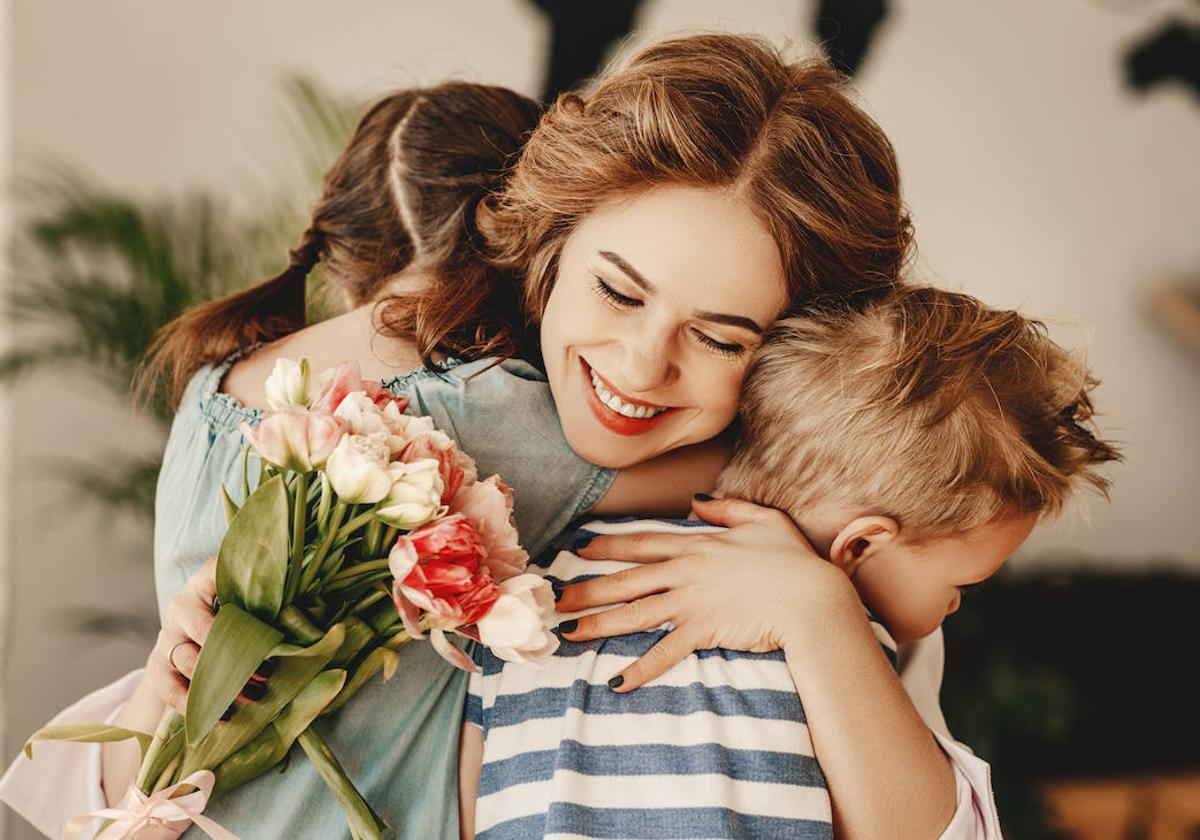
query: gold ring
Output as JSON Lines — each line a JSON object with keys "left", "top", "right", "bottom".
{"left": 167, "top": 641, "right": 192, "bottom": 676}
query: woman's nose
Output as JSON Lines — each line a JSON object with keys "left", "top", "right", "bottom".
{"left": 617, "top": 330, "right": 676, "bottom": 394}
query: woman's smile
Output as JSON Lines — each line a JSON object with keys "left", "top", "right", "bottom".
{"left": 580, "top": 357, "right": 677, "bottom": 436}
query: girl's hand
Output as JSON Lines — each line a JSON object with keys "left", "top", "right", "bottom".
{"left": 555, "top": 495, "right": 862, "bottom": 691}
{"left": 145, "top": 555, "right": 218, "bottom": 713}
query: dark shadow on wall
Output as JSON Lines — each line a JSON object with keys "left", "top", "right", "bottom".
{"left": 527, "top": 0, "right": 891, "bottom": 100}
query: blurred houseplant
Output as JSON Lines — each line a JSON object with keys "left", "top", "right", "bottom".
{"left": 0, "top": 78, "right": 359, "bottom": 639}
{"left": 0, "top": 78, "right": 358, "bottom": 525}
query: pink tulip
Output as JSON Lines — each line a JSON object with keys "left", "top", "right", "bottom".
{"left": 362, "top": 379, "right": 411, "bottom": 414}
{"left": 389, "top": 514, "right": 500, "bottom": 639}
{"left": 449, "top": 476, "right": 528, "bottom": 581}
{"left": 310, "top": 362, "right": 363, "bottom": 415}
{"left": 239, "top": 409, "right": 346, "bottom": 472}
{"left": 399, "top": 431, "right": 478, "bottom": 504}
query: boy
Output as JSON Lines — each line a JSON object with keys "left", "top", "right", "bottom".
{"left": 461, "top": 285, "right": 1120, "bottom": 839}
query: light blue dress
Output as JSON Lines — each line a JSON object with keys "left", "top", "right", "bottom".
{"left": 154, "top": 355, "right": 615, "bottom": 839}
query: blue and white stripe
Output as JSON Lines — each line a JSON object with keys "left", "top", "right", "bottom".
{"left": 466, "top": 518, "right": 898, "bottom": 839}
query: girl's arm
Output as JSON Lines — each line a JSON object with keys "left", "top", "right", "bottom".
{"left": 458, "top": 725, "right": 483, "bottom": 840}
{"left": 556, "top": 496, "right": 959, "bottom": 840}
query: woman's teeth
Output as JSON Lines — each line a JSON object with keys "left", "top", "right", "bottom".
{"left": 590, "top": 369, "right": 667, "bottom": 419}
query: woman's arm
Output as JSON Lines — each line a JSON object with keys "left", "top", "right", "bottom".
{"left": 590, "top": 434, "right": 732, "bottom": 517}
{"left": 556, "top": 496, "right": 958, "bottom": 840}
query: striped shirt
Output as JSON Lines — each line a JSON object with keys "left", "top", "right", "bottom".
{"left": 465, "top": 518, "right": 899, "bottom": 839}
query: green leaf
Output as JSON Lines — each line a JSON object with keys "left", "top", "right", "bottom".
{"left": 330, "top": 617, "right": 378, "bottom": 669}
{"left": 178, "top": 623, "right": 345, "bottom": 776}
{"left": 217, "top": 473, "right": 289, "bottom": 621}
{"left": 221, "top": 484, "right": 240, "bottom": 526}
{"left": 210, "top": 668, "right": 347, "bottom": 801}
{"left": 24, "top": 723, "right": 151, "bottom": 760}
{"left": 185, "top": 604, "right": 284, "bottom": 745}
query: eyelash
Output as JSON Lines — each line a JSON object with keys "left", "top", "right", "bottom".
{"left": 588, "top": 275, "right": 746, "bottom": 359}
{"left": 590, "top": 275, "right": 642, "bottom": 309}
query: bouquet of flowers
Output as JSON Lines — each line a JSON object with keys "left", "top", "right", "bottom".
{"left": 26, "top": 358, "right": 559, "bottom": 840}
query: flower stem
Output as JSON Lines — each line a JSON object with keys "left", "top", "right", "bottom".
{"left": 284, "top": 471, "right": 309, "bottom": 605}
{"left": 334, "top": 509, "right": 379, "bottom": 544}
{"left": 327, "top": 558, "right": 391, "bottom": 584}
{"left": 364, "top": 518, "right": 383, "bottom": 557}
{"left": 297, "top": 728, "right": 389, "bottom": 840}
{"left": 303, "top": 500, "right": 347, "bottom": 592}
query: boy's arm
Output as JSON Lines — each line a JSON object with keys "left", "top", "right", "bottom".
{"left": 780, "top": 599, "right": 957, "bottom": 840}
{"left": 458, "top": 723, "right": 483, "bottom": 840}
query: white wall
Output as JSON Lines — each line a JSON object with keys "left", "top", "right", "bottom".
{"left": 2, "top": 1, "right": 1197, "bottom": 835}
{"left": 0, "top": 0, "right": 11, "bottom": 837}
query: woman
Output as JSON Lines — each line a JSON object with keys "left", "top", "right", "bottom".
{"left": 2, "top": 34, "right": 993, "bottom": 839}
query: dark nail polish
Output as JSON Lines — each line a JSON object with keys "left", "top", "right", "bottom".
{"left": 693, "top": 493, "right": 714, "bottom": 502}
{"left": 607, "top": 675, "right": 625, "bottom": 689}
{"left": 210, "top": 595, "right": 220, "bottom": 615}
{"left": 220, "top": 704, "right": 235, "bottom": 722}
{"left": 558, "top": 619, "right": 579, "bottom": 634}
{"left": 241, "top": 681, "right": 267, "bottom": 702}
{"left": 254, "top": 659, "right": 276, "bottom": 679}
{"left": 574, "top": 536, "right": 593, "bottom": 551}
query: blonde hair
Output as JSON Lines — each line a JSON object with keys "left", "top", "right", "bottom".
{"left": 716, "top": 285, "right": 1121, "bottom": 536}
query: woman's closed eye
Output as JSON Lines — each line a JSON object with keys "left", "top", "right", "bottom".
{"left": 590, "top": 273, "right": 745, "bottom": 358}
{"left": 590, "top": 275, "right": 642, "bottom": 309}
{"left": 692, "top": 329, "right": 745, "bottom": 358}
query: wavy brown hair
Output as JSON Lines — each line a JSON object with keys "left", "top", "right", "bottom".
{"left": 483, "top": 33, "right": 913, "bottom": 357}
{"left": 141, "top": 82, "right": 541, "bottom": 408}
{"left": 144, "top": 34, "right": 913, "bottom": 408}
{"left": 717, "top": 285, "right": 1122, "bottom": 536}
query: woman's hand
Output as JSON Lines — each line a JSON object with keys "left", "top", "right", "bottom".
{"left": 145, "top": 555, "right": 218, "bottom": 714}
{"left": 555, "top": 495, "right": 863, "bottom": 690}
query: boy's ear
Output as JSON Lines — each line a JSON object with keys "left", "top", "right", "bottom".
{"left": 829, "top": 516, "right": 901, "bottom": 578}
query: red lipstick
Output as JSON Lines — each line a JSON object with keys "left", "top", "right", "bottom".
{"left": 580, "top": 358, "right": 675, "bottom": 437}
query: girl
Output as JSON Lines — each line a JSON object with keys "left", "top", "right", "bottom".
{"left": 3, "top": 34, "right": 992, "bottom": 839}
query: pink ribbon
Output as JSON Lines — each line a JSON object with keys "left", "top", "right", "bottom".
{"left": 63, "top": 770, "right": 239, "bottom": 840}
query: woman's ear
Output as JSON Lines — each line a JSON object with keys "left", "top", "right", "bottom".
{"left": 829, "top": 516, "right": 900, "bottom": 579}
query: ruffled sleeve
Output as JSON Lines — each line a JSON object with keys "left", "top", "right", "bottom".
{"left": 0, "top": 670, "right": 143, "bottom": 838}
{"left": 897, "top": 628, "right": 1003, "bottom": 840}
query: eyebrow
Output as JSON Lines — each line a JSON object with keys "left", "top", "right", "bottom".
{"left": 598, "top": 250, "right": 766, "bottom": 335}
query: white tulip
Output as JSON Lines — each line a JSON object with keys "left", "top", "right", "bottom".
{"left": 334, "top": 391, "right": 388, "bottom": 436}
{"left": 376, "top": 459, "right": 445, "bottom": 529}
{"left": 325, "top": 433, "right": 392, "bottom": 503}
{"left": 264, "top": 358, "right": 313, "bottom": 410}
{"left": 476, "top": 575, "right": 559, "bottom": 667}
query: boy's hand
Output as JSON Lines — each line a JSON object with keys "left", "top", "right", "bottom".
{"left": 555, "top": 496, "right": 862, "bottom": 691}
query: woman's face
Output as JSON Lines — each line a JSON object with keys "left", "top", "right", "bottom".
{"left": 540, "top": 185, "right": 788, "bottom": 468}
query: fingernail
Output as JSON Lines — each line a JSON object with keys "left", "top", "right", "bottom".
{"left": 220, "top": 704, "right": 235, "bottom": 722}
{"left": 210, "top": 596, "right": 219, "bottom": 615}
{"left": 574, "top": 536, "right": 593, "bottom": 551}
{"left": 240, "top": 681, "right": 267, "bottom": 702}
{"left": 254, "top": 659, "right": 276, "bottom": 679}
{"left": 693, "top": 493, "right": 714, "bottom": 502}
{"left": 607, "top": 675, "right": 625, "bottom": 690}
{"left": 553, "top": 586, "right": 565, "bottom": 603}
{"left": 558, "top": 619, "right": 579, "bottom": 634}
